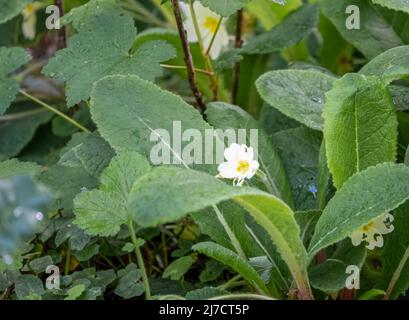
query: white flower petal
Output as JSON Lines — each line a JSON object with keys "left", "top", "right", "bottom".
{"left": 372, "top": 213, "right": 394, "bottom": 235}
{"left": 224, "top": 143, "right": 241, "bottom": 162}
{"left": 350, "top": 230, "right": 364, "bottom": 247}
{"left": 218, "top": 162, "right": 239, "bottom": 179}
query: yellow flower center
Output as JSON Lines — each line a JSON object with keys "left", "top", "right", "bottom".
{"left": 203, "top": 16, "right": 219, "bottom": 33}
{"left": 236, "top": 160, "right": 250, "bottom": 174}
{"left": 24, "top": 4, "right": 35, "bottom": 14}
{"left": 361, "top": 222, "right": 373, "bottom": 233}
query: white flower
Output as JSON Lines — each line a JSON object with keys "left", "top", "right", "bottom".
{"left": 218, "top": 143, "right": 259, "bottom": 186}
{"left": 350, "top": 213, "right": 394, "bottom": 250}
{"left": 183, "top": 1, "right": 229, "bottom": 59}
{"left": 21, "top": 2, "right": 42, "bottom": 40}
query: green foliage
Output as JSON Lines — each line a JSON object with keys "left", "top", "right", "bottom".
{"left": 2, "top": 0, "right": 409, "bottom": 302}
{"left": 44, "top": 10, "right": 176, "bottom": 106}
{"left": 323, "top": 74, "right": 398, "bottom": 188}
{"left": 0, "top": 47, "right": 30, "bottom": 114}
{"left": 242, "top": 4, "right": 318, "bottom": 54}
{"left": 0, "top": 0, "right": 30, "bottom": 24}
{"left": 309, "top": 163, "right": 409, "bottom": 257}
{"left": 256, "top": 70, "right": 335, "bottom": 131}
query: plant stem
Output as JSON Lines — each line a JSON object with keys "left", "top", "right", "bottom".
{"left": 171, "top": 0, "right": 206, "bottom": 113}
{"left": 54, "top": 0, "right": 67, "bottom": 49}
{"left": 188, "top": 0, "right": 219, "bottom": 100}
{"left": 231, "top": 9, "right": 243, "bottom": 104}
{"left": 128, "top": 221, "right": 151, "bottom": 300}
{"left": 19, "top": 90, "right": 90, "bottom": 133}
{"left": 205, "top": 17, "right": 223, "bottom": 57}
{"left": 160, "top": 64, "right": 214, "bottom": 76}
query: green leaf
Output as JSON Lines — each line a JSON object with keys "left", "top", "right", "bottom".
{"left": 74, "top": 152, "right": 150, "bottom": 236}
{"left": 323, "top": 74, "right": 398, "bottom": 188}
{"left": 66, "top": 132, "right": 116, "bottom": 178}
{"left": 379, "top": 200, "right": 409, "bottom": 299}
{"left": 185, "top": 287, "right": 228, "bottom": 300}
{"left": 163, "top": 256, "right": 195, "bottom": 281}
{"left": 359, "top": 45, "right": 409, "bottom": 83}
{"left": 371, "top": 0, "right": 409, "bottom": 14}
{"left": 61, "top": 0, "right": 121, "bottom": 31}
{"left": 272, "top": 127, "right": 322, "bottom": 210}
{"left": 193, "top": 242, "right": 269, "bottom": 294}
{"left": 90, "top": 74, "right": 216, "bottom": 173}
{"left": 213, "top": 49, "right": 243, "bottom": 73}
{"left": 390, "top": 85, "right": 409, "bottom": 111}
{"left": 43, "top": 13, "right": 176, "bottom": 106}
{"left": 199, "top": 0, "right": 250, "bottom": 17}
{"left": 0, "top": 0, "right": 30, "bottom": 24}
{"left": 15, "top": 275, "right": 45, "bottom": 300}
{"left": 206, "top": 102, "right": 294, "bottom": 207}
{"left": 65, "top": 284, "right": 86, "bottom": 300}
{"left": 114, "top": 263, "right": 144, "bottom": 299}
{"left": 0, "top": 47, "right": 30, "bottom": 114}
{"left": 242, "top": 4, "right": 318, "bottom": 54}
{"left": 0, "top": 104, "right": 52, "bottom": 161}
{"left": 321, "top": 0, "right": 402, "bottom": 59}
{"left": 0, "top": 159, "right": 40, "bottom": 178}
{"left": 27, "top": 256, "right": 54, "bottom": 273}
{"left": 309, "top": 241, "right": 366, "bottom": 292}
{"left": 39, "top": 165, "right": 98, "bottom": 212}
{"left": 256, "top": 70, "right": 335, "bottom": 131}
{"left": 309, "top": 163, "right": 409, "bottom": 257}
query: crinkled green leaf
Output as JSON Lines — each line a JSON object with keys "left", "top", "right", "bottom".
{"left": 90, "top": 74, "right": 216, "bottom": 173}
{"left": 73, "top": 152, "right": 150, "bottom": 236}
{"left": 256, "top": 69, "right": 335, "bottom": 131}
{"left": 43, "top": 13, "right": 176, "bottom": 106}
{"left": 65, "top": 284, "right": 86, "bottom": 300}
{"left": 359, "top": 46, "right": 409, "bottom": 83}
{"left": 39, "top": 165, "right": 98, "bottom": 212}
{"left": 0, "top": 0, "right": 30, "bottom": 24}
{"left": 114, "top": 263, "right": 144, "bottom": 299}
{"left": 323, "top": 73, "right": 398, "bottom": 188}
{"left": 309, "top": 163, "right": 409, "bottom": 257}
{"left": 15, "top": 275, "right": 45, "bottom": 300}
{"left": 0, "top": 159, "right": 40, "bottom": 178}
{"left": 0, "top": 47, "right": 30, "bottom": 114}
{"left": 321, "top": 0, "right": 403, "bottom": 59}
{"left": 61, "top": 0, "right": 121, "bottom": 31}
{"left": 372, "top": 0, "right": 409, "bottom": 14}
{"left": 242, "top": 4, "right": 318, "bottom": 54}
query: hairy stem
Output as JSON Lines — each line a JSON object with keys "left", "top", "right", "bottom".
{"left": 171, "top": 0, "right": 206, "bottom": 113}
{"left": 160, "top": 63, "right": 214, "bottom": 76}
{"left": 231, "top": 9, "right": 243, "bottom": 104}
{"left": 205, "top": 17, "right": 223, "bottom": 56}
{"left": 19, "top": 90, "right": 90, "bottom": 133}
{"left": 188, "top": 0, "right": 218, "bottom": 100}
{"left": 129, "top": 221, "right": 152, "bottom": 300}
{"left": 54, "top": 0, "right": 67, "bottom": 49}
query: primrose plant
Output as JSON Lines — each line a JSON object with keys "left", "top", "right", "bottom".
{"left": 0, "top": 0, "right": 409, "bottom": 301}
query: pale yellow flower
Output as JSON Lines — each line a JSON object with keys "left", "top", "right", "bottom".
{"left": 218, "top": 143, "right": 259, "bottom": 186}
{"left": 22, "top": 2, "right": 42, "bottom": 40}
{"left": 350, "top": 213, "right": 394, "bottom": 250}
{"left": 182, "top": 1, "right": 229, "bottom": 59}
